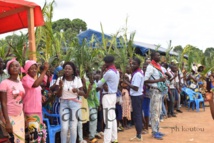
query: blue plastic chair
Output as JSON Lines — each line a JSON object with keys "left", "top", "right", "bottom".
{"left": 42, "top": 107, "right": 61, "bottom": 143}
{"left": 194, "top": 92, "right": 205, "bottom": 112}
{"left": 182, "top": 87, "right": 196, "bottom": 111}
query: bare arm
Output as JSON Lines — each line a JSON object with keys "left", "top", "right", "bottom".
{"left": 73, "top": 87, "right": 85, "bottom": 97}
{"left": 32, "top": 62, "right": 49, "bottom": 88}
{"left": 189, "top": 75, "right": 198, "bottom": 83}
{"left": 145, "top": 77, "right": 165, "bottom": 84}
{"left": 32, "top": 70, "right": 47, "bottom": 88}
{"left": 209, "top": 100, "right": 214, "bottom": 120}
{"left": 124, "top": 80, "right": 138, "bottom": 91}
{"left": 55, "top": 79, "right": 63, "bottom": 97}
{"left": 206, "top": 92, "right": 214, "bottom": 120}
{"left": 0, "top": 91, "right": 13, "bottom": 133}
{"left": 165, "top": 72, "right": 172, "bottom": 79}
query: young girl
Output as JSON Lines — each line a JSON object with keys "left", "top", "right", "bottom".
{"left": 55, "top": 62, "right": 85, "bottom": 143}
{"left": 121, "top": 76, "right": 131, "bottom": 129}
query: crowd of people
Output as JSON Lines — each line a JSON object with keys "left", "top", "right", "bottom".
{"left": 0, "top": 51, "right": 212, "bottom": 143}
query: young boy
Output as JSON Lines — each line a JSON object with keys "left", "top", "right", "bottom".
{"left": 124, "top": 57, "right": 144, "bottom": 141}
{"left": 94, "top": 73, "right": 104, "bottom": 138}
{"left": 86, "top": 73, "right": 99, "bottom": 143}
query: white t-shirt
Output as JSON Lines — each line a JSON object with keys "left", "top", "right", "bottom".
{"left": 168, "top": 71, "right": 176, "bottom": 89}
{"left": 145, "top": 64, "right": 163, "bottom": 88}
{"left": 161, "top": 67, "right": 167, "bottom": 74}
{"left": 125, "top": 73, "right": 131, "bottom": 81}
{"left": 130, "top": 72, "right": 144, "bottom": 96}
{"left": 178, "top": 69, "right": 184, "bottom": 84}
{"left": 56, "top": 76, "right": 83, "bottom": 99}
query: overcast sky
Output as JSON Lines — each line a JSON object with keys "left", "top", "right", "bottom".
{"left": 2, "top": 0, "right": 214, "bottom": 51}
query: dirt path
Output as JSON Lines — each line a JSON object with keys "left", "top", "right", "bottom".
{"left": 98, "top": 102, "right": 214, "bottom": 143}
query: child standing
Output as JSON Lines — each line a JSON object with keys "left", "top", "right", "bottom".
{"left": 86, "top": 73, "right": 99, "bottom": 143}
{"left": 142, "top": 62, "right": 150, "bottom": 134}
{"left": 121, "top": 76, "right": 131, "bottom": 129}
{"left": 116, "top": 89, "right": 123, "bottom": 131}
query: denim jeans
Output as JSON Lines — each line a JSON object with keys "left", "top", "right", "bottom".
{"left": 131, "top": 95, "right": 143, "bottom": 136}
{"left": 59, "top": 99, "right": 81, "bottom": 143}
{"left": 89, "top": 107, "right": 98, "bottom": 139}
{"left": 77, "top": 121, "right": 83, "bottom": 141}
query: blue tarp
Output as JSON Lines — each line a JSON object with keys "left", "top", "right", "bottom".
{"left": 77, "top": 29, "right": 112, "bottom": 45}
{"left": 77, "top": 29, "right": 148, "bottom": 55}
{"left": 77, "top": 29, "right": 179, "bottom": 56}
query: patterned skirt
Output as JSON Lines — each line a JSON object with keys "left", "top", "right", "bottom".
{"left": 25, "top": 113, "right": 47, "bottom": 143}
{"left": 9, "top": 111, "right": 25, "bottom": 143}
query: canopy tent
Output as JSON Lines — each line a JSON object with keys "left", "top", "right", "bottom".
{"left": 77, "top": 29, "right": 149, "bottom": 55}
{"left": 77, "top": 29, "right": 180, "bottom": 56}
{"left": 78, "top": 29, "right": 112, "bottom": 45}
{"left": 133, "top": 41, "right": 179, "bottom": 56}
{"left": 0, "top": 0, "right": 44, "bottom": 60}
{"left": 77, "top": 29, "right": 148, "bottom": 55}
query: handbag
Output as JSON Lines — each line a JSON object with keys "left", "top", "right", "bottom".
{"left": 151, "top": 75, "right": 168, "bottom": 92}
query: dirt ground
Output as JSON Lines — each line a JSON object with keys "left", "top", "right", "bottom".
{"left": 98, "top": 102, "right": 214, "bottom": 143}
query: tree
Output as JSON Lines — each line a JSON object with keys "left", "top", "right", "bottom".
{"left": 181, "top": 44, "right": 204, "bottom": 71}
{"left": 52, "top": 18, "right": 72, "bottom": 32}
{"left": 70, "top": 18, "right": 87, "bottom": 34}
{"left": 204, "top": 47, "right": 214, "bottom": 57}
{"left": 52, "top": 18, "right": 87, "bottom": 44}
{"left": 173, "top": 45, "right": 183, "bottom": 53}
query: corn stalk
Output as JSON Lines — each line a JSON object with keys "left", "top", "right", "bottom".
{"left": 6, "top": 33, "right": 28, "bottom": 66}
{"left": 165, "top": 40, "right": 173, "bottom": 62}
{"left": 113, "top": 17, "right": 136, "bottom": 74}
{"left": 35, "top": 1, "right": 56, "bottom": 63}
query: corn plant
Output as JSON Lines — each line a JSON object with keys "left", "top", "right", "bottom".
{"left": 0, "top": 39, "right": 12, "bottom": 61}
{"left": 35, "top": 1, "right": 56, "bottom": 64}
{"left": 5, "top": 33, "right": 28, "bottom": 66}
{"left": 165, "top": 40, "right": 173, "bottom": 62}
{"left": 65, "top": 36, "right": 105, "bottom": 78}
{"left": 113, "top": 17, "right": 136, "bottom": 74}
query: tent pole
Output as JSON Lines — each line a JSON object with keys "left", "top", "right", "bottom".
{"left": 27, "top": 7, "right": 36, "bottom": 61}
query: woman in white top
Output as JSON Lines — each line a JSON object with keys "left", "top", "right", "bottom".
{"left": 55, "top": 62, "right": 85, "bottom": 143}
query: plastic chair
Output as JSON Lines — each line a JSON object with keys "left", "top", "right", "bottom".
{"left": 182, "top": 87, "right": 196, "bottom": 111}
{"left": 42, "top": 107, "right": 61, "bottom": 143}
{"left": 195, "top": 92, "right": 205, "bottom": 112}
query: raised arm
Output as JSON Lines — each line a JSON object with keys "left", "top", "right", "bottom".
{"left": 32, "top": 62, "right": 49, "bottom": 88}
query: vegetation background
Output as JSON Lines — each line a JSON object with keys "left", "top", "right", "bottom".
{"left": 0, "top": 1, "right": 214, "bottom": 77}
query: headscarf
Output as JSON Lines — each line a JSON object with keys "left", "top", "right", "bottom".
{"left": 6, "top": 58, "right": 18, "bottom": 73}
{"left": 22, "top": 60, "right": 37, "bottom": 74}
